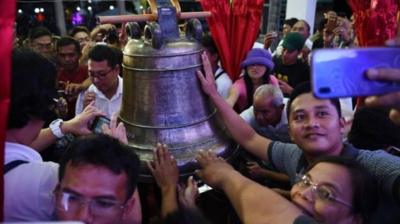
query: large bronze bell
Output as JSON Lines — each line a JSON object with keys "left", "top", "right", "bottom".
{"left": 109, "top": 0, "right": 238, "bottom": 181}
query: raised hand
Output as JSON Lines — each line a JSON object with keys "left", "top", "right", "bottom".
{"left": 83, "top": 91, "right": 96, "bottom": 109}
{"left": 365, "top": 68, "right": 400, "bottom": 125}
{"left": 147, "top": 143, "right": 179, "bottom": 192}
{"left": 195, "top": 150, "right": 234, "bottom": 189}
{"left": 102, "top": 113, "right": 128, "bottom": 144}
{"left": 196, "top": 52, "right": 219, "bottom": 97}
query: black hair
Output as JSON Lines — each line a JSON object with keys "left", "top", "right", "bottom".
{"left": 201, "top": 33, "right": 218, "bottom": 55}
{"left": 337, "top": 12, "right": 347, "bottom": 18}
{"left": 307, "top": 156, "right": 378, "bottom": 223}
{"left": 286, "top": 82, "right": 341, "bottom": 120}
{"left": 284, "top": 18, "right": 299, "bottom": 28}
{"left": 59, "top": 134, "right": 140, "bottom": 199}
{"left": 69, "top": 26, "right": 90, "bottom": 37}
{"left": 56, "top": 36, "right": 80, "bottom": 54}
{"left": 8, "top": 48, "right": 57, "bottom": 129}
{"left": 243, "top": 71, "right": 271, "bottom": 110}
{"left": 348, "top": 107, "right": 400, "bottom": 150}
{"left": 88, "top": 44, "right": 120, "bottom": 68}
{"left": 28, "top": 26, "right": 52, "bottom": 41}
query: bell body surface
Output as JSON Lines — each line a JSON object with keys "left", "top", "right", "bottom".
{"left": 121, "top": 34, "right": 238, "bottom": 181}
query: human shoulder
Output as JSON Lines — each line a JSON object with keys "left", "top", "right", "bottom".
{"left": 240, "top": 106, "right": 254, "bottom": 123}
{"left": 268, "top": 142, "right": 303, "bottom": 168}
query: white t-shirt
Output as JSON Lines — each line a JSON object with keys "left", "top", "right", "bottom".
{"left": 75, "top": 76, "right": 123, "bottom": 119}
{"left": 4, "top": 142, "right": 59, "bottom": 221}
{"left": 214, "top": 67, "right": 232, "bottom": 99}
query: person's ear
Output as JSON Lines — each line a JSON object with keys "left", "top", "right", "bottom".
{"left": 339, "top": 117, "right": 346, "bottom": 135}
{"left": 122, "top": 189, "right": 142, "bottom": 224}
{"left": 115, "top": 64, "right": 120, "bottom": 75}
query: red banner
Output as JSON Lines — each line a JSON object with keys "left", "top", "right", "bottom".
{"left": 0, "top": 0, "right": 15, "bottom": 220}
{"left": 200, "top": 0, "right": 264, "bottom": 81}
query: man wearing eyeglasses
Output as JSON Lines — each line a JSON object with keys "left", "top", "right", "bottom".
{"left": 75, "top": 44, "right": 123, "bottom": 119}
{"left": 55, "top": 134, "right": 141, "bottom": 224}
{"left": 28, "top": 26, "right": 55, "bottom": 62}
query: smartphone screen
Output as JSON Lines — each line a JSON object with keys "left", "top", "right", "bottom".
{"left": 312, "top": 47, "right": 400, "bottom": 98}
{"left": 91, "top": 116, "right": 111, "bottom": 134}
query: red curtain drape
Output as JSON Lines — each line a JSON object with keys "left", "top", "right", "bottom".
{"left": 200, "top": 0, "right": 264, "bottom": 81}
{"left": 0, "top": 0, "right": 15, "bottom": 220}
{"left": 348, "top": 0, "right": 398, "bottom": 107}
{"left": 348, "top": 0, "right": 398, "bottom": 47}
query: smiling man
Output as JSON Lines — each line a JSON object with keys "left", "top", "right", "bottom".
{"left": 197, "top": 52, "right": 400, "bottom": 221}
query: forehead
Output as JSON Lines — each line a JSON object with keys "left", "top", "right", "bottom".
{"left": 88, "top": 59, "right": 111, "bottom": 70}
{"left": 293, "top": 21, "right": 307, "bottom": 30}
{"left": 61, "top": 163, "right": 128, "bottom": 198}
{"left": 33, "top": 35, "right": 52, "bottom": 44}
{"left": 308, "top": 162, "right": 352, "bottom": 194}
{"left": 73, "top": 31, "right": 89, "bottom": 38}
{"left": 58, "top": 44, "right": 78, "bottom": 53}
{"left": 254, "top": 95, "right": 274, "bottom": 107}
{"left": 290, "top": 93, "right": 336, "bottom": 114}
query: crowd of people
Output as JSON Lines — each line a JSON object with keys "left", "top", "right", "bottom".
{"left": 3, "top": 6, "right": 400, "bottom": 224}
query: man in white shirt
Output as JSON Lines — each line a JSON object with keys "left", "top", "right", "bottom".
{"left": 76, "top": 44, "right": 123, "bottom": 118}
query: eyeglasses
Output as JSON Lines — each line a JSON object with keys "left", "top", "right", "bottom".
{"left": 55, "top": 191, "right": 126, "bottom": 217}
{"left": 295, "top": 174, "right": 352, "bottom": 208}
{"left": 33, "top": 42, "right": 53, "bottom": 50}
{"left": 76, "top": 37, "right": 90, "bottom": 43}
{"left": 88, "top": 68, "right": 113, "bottom": 79}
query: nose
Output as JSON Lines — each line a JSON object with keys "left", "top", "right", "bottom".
{"left": 65, "top": 56, "right": 73, "bottom": 62}
{"left": 299, "top": 186, "right": 315, "bottom": 202}
{"left": 91, "top": 76, "right": 101, "bottom": 84}
{"left": 305, "top": 116, "right": 320, "bottom": 129}
{"left": 255, "top": 112, "right": 264, "bottom": 121}
{"left": 75, "top": 203, "right": 94, "bottom": 224}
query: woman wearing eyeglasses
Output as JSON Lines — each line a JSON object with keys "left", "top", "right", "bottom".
{"left": 196, "top": 153, "right": 378, "bottom": 224}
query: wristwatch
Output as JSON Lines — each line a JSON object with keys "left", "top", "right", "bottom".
{"left": 50, "top": 119, "right": 64, "bottom": 138}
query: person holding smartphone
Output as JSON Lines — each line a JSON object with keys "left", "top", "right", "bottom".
{"left": 365, "top": 67, "right": 400, "bottom": 125}
{"left": 197, "top": 51, "right": 400, "bottom": 223}
{"left": 363, "top": 38, "right": 400, "bottom": 126}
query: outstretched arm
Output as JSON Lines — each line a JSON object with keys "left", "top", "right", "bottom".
{"left": 195, "top": 151, "right": 303, "bottom": 224}
{"left": 31, "top": 101, "right": 104, "bottom": 151}
{"left": 197, "top": 52, "right": 272, "bottom": 161}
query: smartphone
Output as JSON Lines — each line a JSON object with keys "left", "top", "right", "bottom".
{"left": 312, "top": 48, "right": 400, "bottom": 98}
{"left": 91, "top": 116, "right": 110, "bottom": 134}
